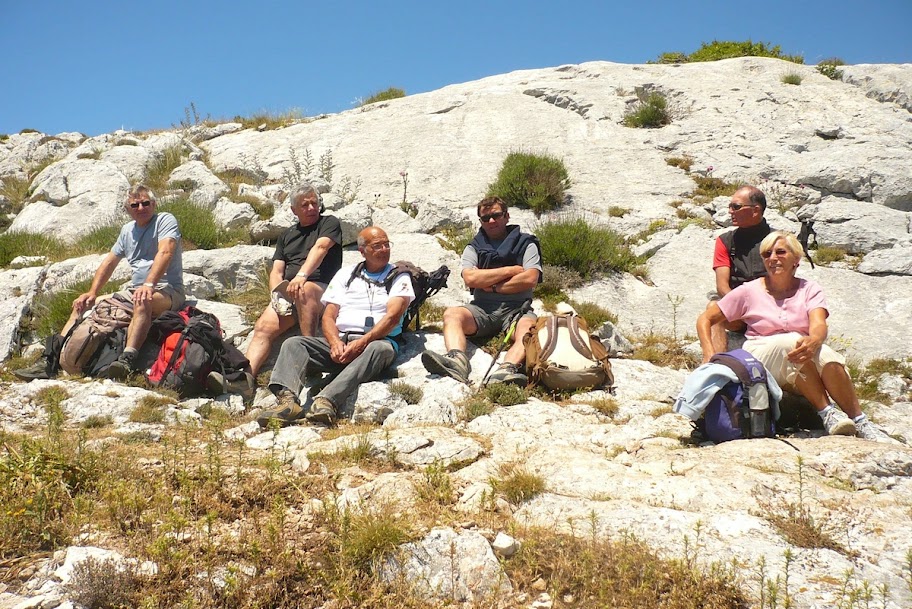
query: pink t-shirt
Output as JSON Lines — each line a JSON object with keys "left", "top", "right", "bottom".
{"left": 718, "top": 278, "right": 829, "bottom": 338}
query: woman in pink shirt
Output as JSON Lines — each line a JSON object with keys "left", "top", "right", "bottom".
{"left": 697, "top": 230, "right": 890, "bottom": 441}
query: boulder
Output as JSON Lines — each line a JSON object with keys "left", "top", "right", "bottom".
{"left": 212, "top": 197, "right": 257, "bottom": 230}
{"left": 0, "top": 266, "right": 44, "bottom": 361}
{"left": 381, "top": 527, "right": 512, "bottom": 602}
{"left": 800, "top": 196, "right": 911, "bottom": 253}
{"left": 857, "top": 244, "right": 912, "bottom": 276}
{"left": 167, "top": 161, "right": 228, "bottom": 208}
{"left": 182, "top": 245, "right": 273, "bottom": 293}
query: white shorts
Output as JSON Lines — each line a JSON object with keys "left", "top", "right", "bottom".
{"left": 743, "top": 332, "right": 847, "bottom": 390}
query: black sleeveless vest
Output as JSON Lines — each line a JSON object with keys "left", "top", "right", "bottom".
{"left": 719, "top": 220, "right": 772, "bottom": 289}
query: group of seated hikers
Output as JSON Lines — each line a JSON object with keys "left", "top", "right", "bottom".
{"left": 11, "top": 181, "right": 893, "bottom": 442}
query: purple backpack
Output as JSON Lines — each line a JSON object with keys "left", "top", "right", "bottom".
{"left": 703, "top": 349, "right": 775, "bottom": 443}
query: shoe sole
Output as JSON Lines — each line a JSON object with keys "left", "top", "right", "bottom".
{"left": 305, "top": 411, "right": 336, "bottom": 426}
{"left": 827, "top": 420, "right": 857, "bottom": 436}
{"left": 421, "top": 352, "right": 469, "bottom": 384}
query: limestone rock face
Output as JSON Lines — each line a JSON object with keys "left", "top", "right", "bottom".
{"left": 11, "top": 159, "right": 131, "bottom": 241}
{"left": 182, "top": 245, "right": 273, "bottom": 293}
{"left": 167, "top": 160, "right": 228, "bottom": 208}
{"left": 0, "top": 266, "right": 44, "bottom": 361}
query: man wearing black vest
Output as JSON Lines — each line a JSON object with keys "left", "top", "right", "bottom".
{"left": 422, "top": 196, "right": 542, "bottom": 385}
{"left": 708, "top": 185, "right": 772, "bottom": 352}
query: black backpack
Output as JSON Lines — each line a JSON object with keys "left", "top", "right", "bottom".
{"left": 345, "top": 261, "right": 450, "bottom": 332}
{"left": 147, "top": 306, "right": 249, "bottom": 396}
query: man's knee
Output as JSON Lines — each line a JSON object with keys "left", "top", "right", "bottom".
{"left": 443, "top": 306, "right": 475, "bottom": 332}
{"left": 254, "top": 307, "right": 285, "bottom": 336}
{"left": 513, "top": 316, "right": 536, "bottom": 343}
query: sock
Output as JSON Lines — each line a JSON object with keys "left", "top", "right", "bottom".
{"left": 817, "top": 404, "right": 836, "bottom": 419}
{"left": 123, "top": 347, "right": 138, "bottom": 356}
{"left": 852, "top": 413, "right": 868, "bottom": 424}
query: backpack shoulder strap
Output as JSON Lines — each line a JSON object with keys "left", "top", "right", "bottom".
{"left": 538, "top": 315, "right": 562, "bottom": 361}
{"left": 710, "top": 349, "right": 767, "bottom": 386}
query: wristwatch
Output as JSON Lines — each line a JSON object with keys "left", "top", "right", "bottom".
{"left": 296, "top": 272, "right": 308, "bottom": 280}
{"left": 142, "top": 282, "right": 154, "bottom": 288}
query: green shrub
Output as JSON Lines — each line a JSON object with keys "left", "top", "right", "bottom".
{"left": 458, "top": 393, "right": 494, "bottom": 421}
{"left": 691, "top": 175, "right": 739, "bottom": 202}
{"left": 781, "top": 72, "right": 803, "bottom": 85}
{"left": 233, "top": 108, "right": 303, "bottom": 131}
{"left": 484, "top": 383, "right": 527, "bottom": 407}
{"left": 569, "top": 299, "right": 618, "bottom": 327}
{"left": 158, "top": 197, "right": 247, "bottom": 249}
{"left": 487, "top": 151, "right": 570, "bottom": 215}
{"left": 129, "top": 395, "right": 173, "bottom": 424}
{"left": 622, "top": 93, "right": 670, "bottom": 128}
{"left": 812, "top": 245, "right": 846, "bottom": 265}
{"left": 816, "top": 59, "right": 844, "bottom": 80}
{"left": 535, "top": 216, "right": 639, "bottom": 278}
{"left": 535, "top": 264, "right": 583, "bottom": 311}
{"left": 0, "top": 231, "right": 63, "bottom": 268}
{"left": 19, "top": 128, "right": 40, "bottom": 134}
{"left": 607, "top": 206, "right": 630, "bottom": 218}
{"left": 361, "top": 87, "right": 406, "bottom": 105}
{"left": 655, "top": 40, "right": 803, "bottom": 64}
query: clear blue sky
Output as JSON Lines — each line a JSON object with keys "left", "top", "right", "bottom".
{"left": 1, "top": 0, "right": 909, "bottom": 136}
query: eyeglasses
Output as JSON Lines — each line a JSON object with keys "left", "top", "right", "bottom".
{"left": 129, "top": 200, "right": 153, "bottom": 209}
{"left": 479, "top": 212, "right": 505, "bottom": 223}
{"left": 367, "top": 241, "right": 392, "bottom": 252}
{"left": 761, "top": 248, "right": 790, "bottom": 258}
{"left": 728, "top": 202, "right": 757, "bottom": 211}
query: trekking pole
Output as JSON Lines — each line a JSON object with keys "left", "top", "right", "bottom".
{"left": 480, "top": 308, "right": 525, "bottom": 388}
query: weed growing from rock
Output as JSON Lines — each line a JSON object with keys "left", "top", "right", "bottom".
{"left": 457, "top": 392, "right": 495, "bottom": 421}
{"left": 817, "top": 58, "right": 845, "bottom": 81}
{"left": 361, "top": 87, "right": 406, "bottom": 105}
{"left": 144, "top": 145, "right": 184, "bottom": 193}
{"left": 586, "top": 396, "right": 620, "bottom": 417}
{"left": 159, "top": 197, "right": 248, "bottom": 249}
{"left": 129, "top": 395, "right": 174, "bottom": 424}
{"left": 666, "top": 156, "right": 694, "bottom": 171}
{"left": 607, "top": 205, "right": 630, "bottom": 217}
{"left": 436, "top": 225, "right": 475, "bottom": 255}
{"left": 389, "top": 381, "right": 423, "bottom": 405}
{"left": 780, "top": 72, "right": 803, "bottom": 85}
{"left": 415, "top": 460, "right": 455, "bottom": 506}
{"left": 631, "top": 330, "right": 699, "bottom": 370}
{"left": 812, "top": 245, "right": 846, "bottom": 265}
{"left": 484, "top": 382, "right": 527, "bottom": 406}
{"left": 487, "top": 151, "right": 570, "bottom": 215}
{"left": 691, "top": 175, "right": 739, "bottom": 202}
{"left": 623, "top": 93, "right": 670, "bottom": 128}
{"left": 64, "top": 556, "right": 141, "bottom": 609}
{"left": 490, "top": 462, "right": 546, "bottom": 505}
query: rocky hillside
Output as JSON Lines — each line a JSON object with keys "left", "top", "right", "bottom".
{"left": 1, "top": 58, "right": 911, "bottom": 608}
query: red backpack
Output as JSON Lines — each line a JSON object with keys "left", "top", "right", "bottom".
{"left": 147, "top": 307, "right": 224, "bottom": 396}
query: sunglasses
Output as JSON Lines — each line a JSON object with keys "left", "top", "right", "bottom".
{"left": 129, "top": 200, "right": 153, "bottom": 209}
{"left": 761, "top": 248, "right": 790, "bottom": 258}
{"left": 479, "top": 211, "right": 505, "bottom": 223}
{"left": 728, "top": 202, "right": 757, "bottom": 211}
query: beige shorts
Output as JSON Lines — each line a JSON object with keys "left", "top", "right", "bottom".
{"left": 118, "top": 285, "right": 186, "bottom": 312}
{"left": 743, "top": 332, "right": 847, "bottom": 390}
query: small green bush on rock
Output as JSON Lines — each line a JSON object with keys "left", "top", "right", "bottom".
{"left": 487, "top": 151, "right": 570, "bottom": 216}
{"left": 781, "top": 72, "right": 803, "bottom": 85}
{"left": 622, "top": 93, "right": 670, "bottom": 129}
{"left": 535, "top": 216, "right": 639, "bottom": 279}
{"left": 361, "top": 87, "right": 406, "bottom": 105}
{"left": 655, "top": 40, "right": 803, "bottom": 64}
{"left": 817, "top": 58, "right": 845, "bottom": 81}
{"left": 159, "top": 197, "right": 247, "bottom": 250}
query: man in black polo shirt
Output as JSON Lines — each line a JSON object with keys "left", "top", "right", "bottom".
{"left": 244, "top": 181, "right": 343, "bottom": 376}
{"left": 707, "top": 185, "right": 772, "bottom": 352}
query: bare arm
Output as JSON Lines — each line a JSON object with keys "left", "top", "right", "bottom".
{"left": 269, "top": 260, "right": 287, "bottom": 291}
{"left": 132, "top": 237, "right": 177, "bottom": 305}
{"left": 462, "top": 265, "right": 524, "bottom": 290}
{"left": 714, "top": 267, "right": 733, "bottom": 297}
{"left": 73, "top": 252, "right": 122, "bottom": 314}
{"left": 288, "top": 236, "right": 335, "bottom": 299}
{"left": 788, "top": 308, "right": 828, "bottom": 364}
{"left": 697, "top": 302, "right": 730, "bottom": 362}
{"left": 341, "top": 296, "right": 409, "bottom": 364}
{"left": 322, "top": 303, "right": 346, "bottom": 363}
{"left": 495, "top": 267, "right": 540, "bottom": 294}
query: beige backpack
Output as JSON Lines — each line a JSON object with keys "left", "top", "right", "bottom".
{"left": 59, "top": 294, "right": 133, "bottom": 375}
{"left": 523, "top": 310, "right": 615, "bottom": 391}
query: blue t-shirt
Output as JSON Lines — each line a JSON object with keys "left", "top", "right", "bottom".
{"left": 112, "top": 212, "right": 183, "bottom": 288}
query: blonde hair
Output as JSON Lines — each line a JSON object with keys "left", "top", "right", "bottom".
{"left": 759, "top": 230, "right": 802, "bottom": 258}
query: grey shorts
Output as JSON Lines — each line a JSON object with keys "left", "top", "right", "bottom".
{"left": 465, "top": 300, "right": 535, "bottom": 340}
{"left": 121, "top": 284, "right": 186, "bottom": 311}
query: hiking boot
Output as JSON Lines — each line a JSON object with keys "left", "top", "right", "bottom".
{"left": 854, "top": 418, "right": 898, "bottom": 444}
{"left": 206, "top": 370, "right": 256, "bottom": 402}
{"left": 257, "top": 389, "right": 304, "bottom": 428}
{"left": 821, "top": 407, "right": 856, "bottom": 436}
{"left": 13, "top": 359, "right": 53, "bottom": 381}
{"left": 421, "top": 349, "right": 470, "bottom": 383}
{"left": 487, "top": 362, "right": 528, "bottom": 386}
{"left": 98, "top": 350, "right": 137, "bottom": 381}
{"left": 306, "top": 396, "right": 337, "bottom": 426}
